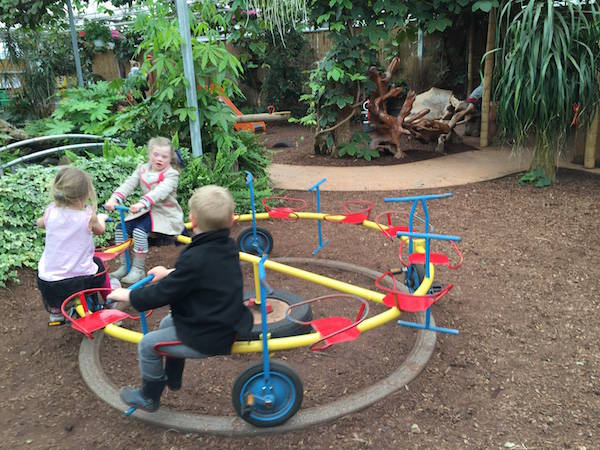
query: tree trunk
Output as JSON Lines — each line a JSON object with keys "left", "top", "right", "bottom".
{"left": 467, "top": 20, "right": 474, "bottom": 96}
{"left": 480, "top": 8, "right": 496, "bottom": 148}
{"left": 333, "top": 106, "right": 352, "bottom": 155}
{"left": 0, "top": 118, "right": 28, "bottom": 142}
{"left": 584, "top": 108, "right": 599, "bottom": 168}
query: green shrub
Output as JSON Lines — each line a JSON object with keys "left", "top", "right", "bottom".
{"left": 0, "top": 156, "right": 139, "bottom": 287}
{"left": 178, "top": 132, "right": 274, "bottom": 215}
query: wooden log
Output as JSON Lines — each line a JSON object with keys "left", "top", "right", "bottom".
{"left": 233, "top": 111, "right": 291, "bottom": 123}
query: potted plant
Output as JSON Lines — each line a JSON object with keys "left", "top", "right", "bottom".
{"left": 83, "top": 20, "right": 111, "bottom": 52}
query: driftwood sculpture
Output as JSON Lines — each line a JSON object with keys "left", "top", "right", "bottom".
{"left": 367, "top": 57, "right": 476, "bottom": 158}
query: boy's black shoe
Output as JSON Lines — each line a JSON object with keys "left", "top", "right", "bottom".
{"left": 120, "top": 378, "right": 166, "bottom": 412}
{"left": 165, "top": 358, "right": 185, "bottom": 391}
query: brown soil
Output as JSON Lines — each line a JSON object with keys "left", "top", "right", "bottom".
{"left": 263, "top": 123, "right": 478, "bottom": 166}
{"left": 1, "top": 126, "right": 599, "bottom": 449}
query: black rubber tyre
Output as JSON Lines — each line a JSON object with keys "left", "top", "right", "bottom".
{"left": 404, "top": 264, "right": 426, "bottom": 292}
{"left": 243, "top": 289, "right": 313, "bottom": 339}
{"left": 232, "top": 359, "right": 303, "bottom": 427}
{"left": 237, "top": 226, "right": 273, "bottom": 256}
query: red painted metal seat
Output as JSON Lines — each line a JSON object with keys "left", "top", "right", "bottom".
{"left": 375, "top": 272, "right": 453, "bottom": 312}
{"left": 286, "top": 294, "right": 369, "bottom": 351}
{"left": 61, "top": 287, "right": 150, "bottom": 339}
{"left": 153, "top": 340, "right": 184, "bottom": 357}
{"left": 398, "top": 238, "right": 464, "bottom": 270}
{"left": 262, "top": 196, "right": 307, "bottom": 220}
{"left": 374, "top": 210, "right": 410, "bottom": 239}
{"left": 94, "top": 239, "right": 132, "bottom": 263}
{"left": 324, "top": 200, "right": 374, "bottom": 225}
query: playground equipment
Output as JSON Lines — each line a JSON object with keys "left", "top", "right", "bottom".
{"left": 63, "top": 173, "right": 463, "bottom": 429}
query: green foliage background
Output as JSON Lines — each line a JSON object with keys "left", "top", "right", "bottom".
{"left": 0, "top": 133, "right": 272, "bottom": 287}
{"left": 0, "top": 156, "right": 135, "bottom": 287}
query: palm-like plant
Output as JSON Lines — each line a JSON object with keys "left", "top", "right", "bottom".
{"left": 494, "top": 0, "right": 600, "bottom": 182}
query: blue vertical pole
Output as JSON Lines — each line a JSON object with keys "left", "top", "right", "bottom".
{"left": 258, "top": 256, "right": 270, "bottom": 384}
{"left": 309, "top": 178, "right": 328, "bottom": 255}
{"left": 117, "top": 207, "right": 131, "bottom": 273}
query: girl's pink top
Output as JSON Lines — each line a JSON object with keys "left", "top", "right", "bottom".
{"left": 38, "top": 203, "right": 98, "bottom": 282}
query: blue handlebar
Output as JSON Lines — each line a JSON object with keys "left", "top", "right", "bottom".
{"left": 384, "top": 193, "right": 453, "bottom": 203}
{"left": 396, "top": 231, "right": 461, "bottom": 242}
{"left": 127, "top": 274, "right": 154, "bottom": 335}
{"left": 127, "top": 274, "right": 155, "bottom": 290}
{"left": 114, "top": 204, "right": 130, "bottom": 212}
{"left": 308, "top": 178, "right": 327, "bottom": 192}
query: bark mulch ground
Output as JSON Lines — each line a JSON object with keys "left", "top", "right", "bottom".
{"left": 0, "top": 124, "right": 598, "bottom": 449}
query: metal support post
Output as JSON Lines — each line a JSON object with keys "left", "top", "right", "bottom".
{"left": 175, "top": 0, "right": 203, "bottom": 157}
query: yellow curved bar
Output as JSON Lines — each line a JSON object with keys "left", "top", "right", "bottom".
{"left": 105, "top": 322, "right": 143, "bottom": 344}
{"left": 99, "top": 261, "right": 434, "bottom": 352}
{"left": 240, "top": 254, "right": 384, "bottom": 303}
{"left": 117, "top": 210, "right": 438, "bottom": 353}
{"left": 101, "top": 240, "right": 131, "bottom": 254}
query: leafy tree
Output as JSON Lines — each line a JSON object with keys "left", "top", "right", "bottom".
{"left": 494, "top": 0, "right": 600, "bottom": 183}
{"left": 0, "top": 0, "right": 72, "bottom": 29}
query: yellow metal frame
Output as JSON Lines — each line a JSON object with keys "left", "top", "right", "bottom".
{"left": 104, "top": 212, "right": 434, "bottom": 353}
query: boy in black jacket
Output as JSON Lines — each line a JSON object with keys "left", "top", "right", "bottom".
{"left": 107, "top": 185, "right": 253, "bottom": 412}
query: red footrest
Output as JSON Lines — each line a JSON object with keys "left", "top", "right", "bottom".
{"left": 310, "top": 317, "right": 361, "bottom": 350}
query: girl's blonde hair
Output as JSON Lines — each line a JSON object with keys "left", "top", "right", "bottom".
{"left": 189, "top": 185, "right": 234, "bottom": 232}
{"left": 148, "top": 136, "right": 180, "bottom": 171}
{"left": 51, "top": 167, "right": 97, "bottom": 211}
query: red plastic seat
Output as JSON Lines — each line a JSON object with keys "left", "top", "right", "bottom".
{"left": 375, "top": 272, "right": 453, "bottom": 312}
{"left": 61, "top": 287, "right": 149, "bottom": 339}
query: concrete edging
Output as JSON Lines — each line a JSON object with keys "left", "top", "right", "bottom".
{"left": 79, "top": 258, "right": 437, "bottom": 436}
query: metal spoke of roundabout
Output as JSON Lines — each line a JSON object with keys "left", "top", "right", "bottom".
{"left": 79, "top": 258, "right": 437, "bottom": 436}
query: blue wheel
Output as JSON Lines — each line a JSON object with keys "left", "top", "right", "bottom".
{"left": 236, "top": 226, "right": 273, "bottom": 256}
{"left": 232, "top": 360, "right": 303, "bottom": 427}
